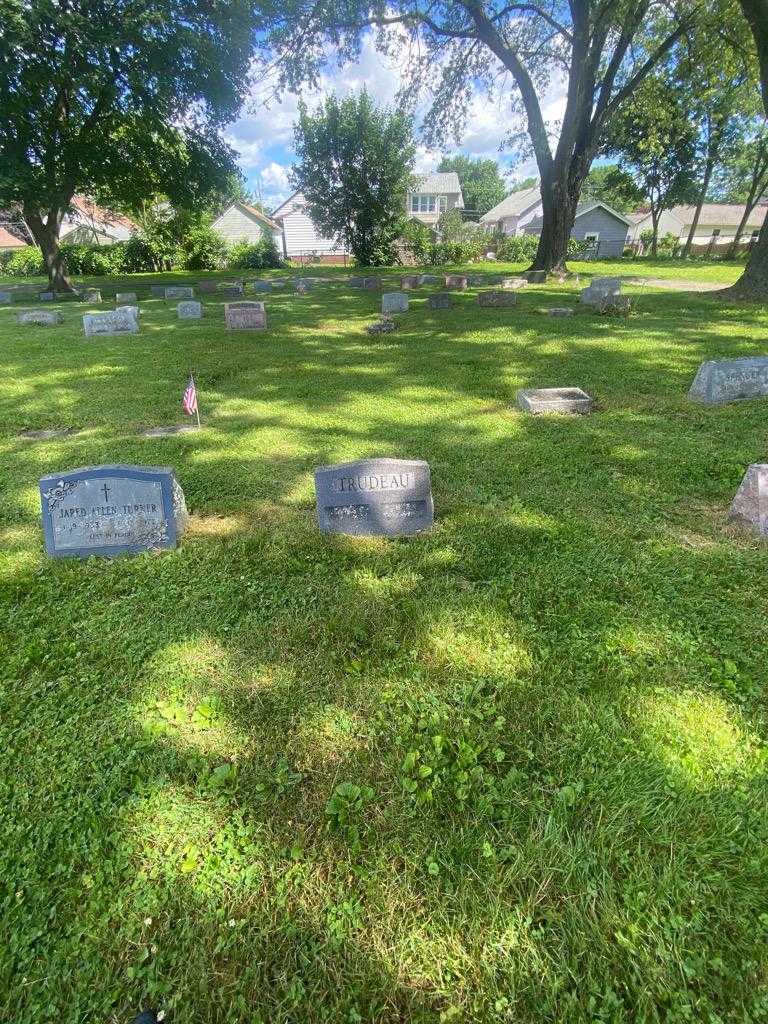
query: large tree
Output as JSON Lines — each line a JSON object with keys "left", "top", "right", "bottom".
{"left": 728, "top": 0, "right": 768, "bottom": 297}
{"left": 0, "top": 0, "right": 257, "bottom": 290}
{"left": 437, "top": 155, "right": 506, "bottom": 217}
{"left": 261, "top": 0, "right": 698, "bottom": 274}
{"left": 603, "top": 73, "right": 698, "bottom": 256}
{"left": 582, "top": 163, "right": 644, "bottom": 213}
{"left": 291, "top": 90, "right": 416, "bottom": 266}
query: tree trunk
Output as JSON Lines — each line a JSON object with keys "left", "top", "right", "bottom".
{"left": 682, "top": 156, "right": 715, "bottom": 258}
{"left": 728, "top": 206, "right": 753, "bottom": 258}
{"left": 725, "top": 216, "right": 768, "bottom": 298}
{"left": 528, "top": 176, "right": 578, "bottom": 273}
{"left": 650, "top": 208, "right": 660, "bottom": 258}
{"left": 23, "top": 205, "right": 75, "bottom": 292}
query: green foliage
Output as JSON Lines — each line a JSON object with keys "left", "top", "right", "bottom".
{"left": 4, "top": 247, "right": 45, "bottom": 277}
{"left": 398, "top": 218, "right": 435, "bottom": 263}
{"left": 325, "top": 782, "right": 375, "bottom": 850}
{"left": 59, "top": 243, "right": 127, "bottom": 276}
{"left": 437, "top": 155, "right": 507, "bottom": 217}
{"left": 227, "top": 237, "right": 283, "bottom": 270}
{"left": 177, "top": 225, "right": 229, "bottom": 271}
{"left": 495, "top": 233, "right": 541, "bottom": 262}
{"left": 292, "top": 89, "right": 416, "bottom": 266}
{"left": 583, "top": 164, "right": 644, "bottom": 213}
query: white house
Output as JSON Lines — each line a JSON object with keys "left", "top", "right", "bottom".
{"left": 406, "top": 173, "right": 464, "bottom": 225}
{"left": 271, "top": 192, "right": 350, "bottom": 263}
{"left": 627, "top": 203, "right": 768, "bottom": 249}
{"left": 479, "top": 186, "right": 542, "bottom": 235}
{"left": 211, "top": 202, "right": 282, "bottom": 248}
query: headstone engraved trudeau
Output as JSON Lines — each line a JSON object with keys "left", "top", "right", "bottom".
{"left": 225, "top": 301, "right": 266, "bottom": 330}
{"left": 315, "top": 458, "right": 433, "bottom": 537}
{"left": 729, "top": 464, "right": 768, "bottom": 536}
{"left": 83, "top": 310, "right": 138, "bottom": 336}
{"left": 39, "top": 464, "right": 188, "bottom": 558}
{"left": 688, "top": 356, "right": 768, "bottom": 405}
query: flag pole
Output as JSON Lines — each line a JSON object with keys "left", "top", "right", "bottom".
{"left": 193, "top": 373, "right": 201, "bottom": 429}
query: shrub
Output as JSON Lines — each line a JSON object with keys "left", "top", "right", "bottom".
{"left": 59, "top": 242, "right": 127, "bottom": 276}
{"left": 121, "top": 237, "right": 163, "bottom": 273}
{"left": 398, "top": 218, "right": 434, "bottom": 264}
{"left": 495, "top": 234, "right": 540, "bottom": 262}
{"left": 5, "top": 246, "right": 45, "bottom": 277}
{"left": 177, "top": 224, "right": 228, "bottom": 271}
{"left": 227, "top": 236, "right": 283, "bottom": 270}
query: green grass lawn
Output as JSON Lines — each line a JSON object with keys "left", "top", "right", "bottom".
{"left": 1, "top": 270, "right": 767, "bottom": 1024}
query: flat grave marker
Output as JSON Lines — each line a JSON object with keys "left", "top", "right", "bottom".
{"left": 478, "top": 290, "right": 517, "bottom": 307}
{"left": 0, "top": 290, "right": 15, "bottom": 303}
{"left": 688, "top": 356, "right": 768, "bottom": 405}
{"left": 314, "top": 457, "right": 434, "bottom": 537}
{"left": 165, "top": 286, "right": 194, "bottom": 300}
{"left": 19, "top": 428, "right": 77, "bottom": 441}
{"left": 39, "top": 291, "right": 56, "bottom": 302}
{"left": 39, "top": 464, "right": 188, "bottom": 558}
{"left": 225, "top": 301, "right": 266, "bottom": 330}
{"left": 516, "top": 387, "right": 594, "bottom": 415}
{"left": 252, "top": 281, "right": 272, "bottom": 293}
{"left": 501, "top": 277, "right": 528, "bottom": 290}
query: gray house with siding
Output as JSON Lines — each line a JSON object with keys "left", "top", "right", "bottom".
{"left": 524, "top": 200, "right": 631, "bottom": 257}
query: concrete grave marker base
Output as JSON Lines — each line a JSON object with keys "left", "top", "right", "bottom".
{"left": 688, "top": 356, "right": 768, "bottom": 405}
{"left": 729, "top": 463, "right": 768, "bottom": 536}
{"left": 143, "top": 425, "right": 201, "bottom": 437}
{"left": 315, "top": 457, "right": 434, "bottom": 537}
{"left": 39, "top": 464, "right": 188, "bottom": 558}
{"left": 516, "top": 387, "right": 594, "bottom": 415}
{"left": 18, "top": 428, "right": 77, "bottom": 441}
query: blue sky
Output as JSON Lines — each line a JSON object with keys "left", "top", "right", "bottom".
{"left": 225, "top": 34, "right": 568, "bottom": 213}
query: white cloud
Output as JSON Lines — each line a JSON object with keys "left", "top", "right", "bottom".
{"left": 226, "top": 32, "right": 568, "bottom": 208}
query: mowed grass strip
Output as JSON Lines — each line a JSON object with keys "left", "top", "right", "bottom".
{"left": 0, "top": 268, "right": 767, "bottom": 1024}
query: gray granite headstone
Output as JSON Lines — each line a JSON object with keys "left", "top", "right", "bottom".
{"left": 177, "top": 300, "right": 202, "bottom": 319}
{"left": 516, "top": 387, "right": 594, "bottom": 415}
{"left": 418, "top": 275, "right": 441, "bottom": 286}
{"left": 314, "top": 457, "right": 433, "bottom": 537}
{"left": 428, "top": 293, "right": 452, "bottom": 310}
{"left": 729, "top": 463, "right": 768, "bottom": 536}
{"left": 688, "top": 356, "right": 768, "bottom": 405}
{"left": 225, "top": 301, "right": 266, "bottom": 330}
{"left": 219, "top": 284, "right": 244, "bottom": 298}
{"left": 196, "top": 280, "right": 219, "bottom": 293}
{"left": 39, "top": 464, "right": 188, "bottom": 558}
{"left": 382, "top": 292, "right": 409, "bottom": 314}
{"left": 252, "top": 281, "right": 272, "bottom": 293}
{"left": 294, "top": 277, "right": 313, "bottom": 292}
{"left": 401, "top": 275, "right": 420, "bottom": 290}
{"left": 116, "top": 304, "right": 140, "bottom": 319}
{"left": 83, "top": 310, "right": 138, "bottom": 336}
{"left": 444, "top": 275, "right": 468, "bottom": 289}
{"left": 0, "top": 290, "right": 14, "bottom": 303}
{"left": 39, "top": 291, "right": 56, "bottom": 301}
{"left": 363, "top": 277, "right": 381, "bottom": 290}
{"left": 17, "top": 310, "right": 64, "bottom": 326}
{"left": 116, "top": 291, "right": 137, "bottom": 303}
{"left": 165, "top": 286, "right": 194, "bottom": 300}
{"left": 150, "top": 285, "right": 167, "bottom": 297}
{"left": 478, "top": 290, "right": 517, "bottom": 307}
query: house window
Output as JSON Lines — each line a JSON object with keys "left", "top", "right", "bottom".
{"left": 438, "top": 195, "right": 447, "bottom": 213}
{"left": 410, "top": 194, "right": 437, "bottom": 213}
{"left": 584, "top": 231, "right": 600, "bottom": 243}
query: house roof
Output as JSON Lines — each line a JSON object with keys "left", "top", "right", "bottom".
{"left": 0, "top": 225, "right": 28, "bottom": 248}
{"left": 213, "top": 201, "right": 280, "bottom": 232}
{"left": 270, "top": 191, "right": 301, "bottom": 220}
{"left": 480, "top": 186, "right": 541, "bottom": 223}
{"left": 574, "top": 200, "right": 632, "bottom": 226}
{"left": 669, "top": 203, "right": 767, "bottom": 228}
{"left": 70, "top": 196, "right": 137, "bottom": 232}
{"left": 413, "top": 172, "right": 462, "bottom": 196}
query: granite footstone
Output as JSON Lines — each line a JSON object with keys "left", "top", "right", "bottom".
{"left": 382, "top": 292, "right": 409, "bottom": 314}
{"left": 225, "top": 301, "right": 266, "bottom": 330}
{"left": 688, "top": 356, "right": 768, "bottom": 405}
{"left": 516, "top": 387, "right": 594, "bottom": 415}
{"left": 315, "top": 457, "right": 433, "bottom": 537}
{"left": 39, "top": 464, "right": 188, "bottom": 558}
{"left": 83, "top": 310, "right": 138, "bottom": 336}
{"left": 478, "top": 290, "right": 517, "bottom": 307}
{"left": 177, "top": 300, "right": 202, "bottom": 320}
{"left": 729, "top": 463, "right": 768, "bottom": 536}
{"left": 17, "top": 310, "right": 64, "bottom": 326}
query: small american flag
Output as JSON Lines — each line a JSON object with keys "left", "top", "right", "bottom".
{"left": 182, "top": 375, "right": 198, "bottom": 416}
